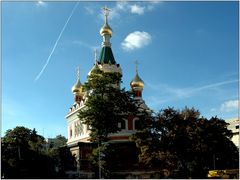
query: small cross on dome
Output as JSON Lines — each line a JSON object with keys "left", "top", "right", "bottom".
{"left": 134, "top": 60, "right": 139, "bottom": 74}
{"left": 76, "top": 66, "right": 80, "bottom": 80}
{"left": 102, "top": 6, "right": 110, "bottom": 24}
{"left": 102, "top": 6, "right": 110, "bottom": 17}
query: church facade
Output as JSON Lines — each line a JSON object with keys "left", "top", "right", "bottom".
{"left": 65, "top": 7, "right": 152, "bottom": 178}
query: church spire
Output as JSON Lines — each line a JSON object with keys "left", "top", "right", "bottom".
{"left": 100, "top": 6, "right": 113, "bottom": 42}
{"left": 99, "top": 6, "right": 116, "bottom": 65}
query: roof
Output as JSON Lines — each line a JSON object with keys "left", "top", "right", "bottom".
{"left": 99, "top": 46, "right": 116, "bottom": 64}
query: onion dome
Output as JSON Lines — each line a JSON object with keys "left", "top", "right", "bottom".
{"left": 130, "top": 73, "right": 144, "bottom": 89}
{"left": 88, "top": 50, "right": 101, "bottom": 76}
{"left": 100, "top": 23, "right": 112, "bottom": 37}
{"left": 71, "top": 79, "right": 82, "bottom": 93}
{"left": 130, "top": 60, "right": 144, "bottom": 89}
{"left": 72, "top": 67, "right": 84, "bottom": 94}
{"left": 88, "top": 63, "right": 100, "bottom": 76}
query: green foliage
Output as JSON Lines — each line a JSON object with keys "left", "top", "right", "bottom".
{"left": 3, "top": 126, "right": 33, "bottom": 146}
{"left": 1, "top": 126, "right": 72, "bottom": 178}
{"left": 131, "top": 107, "right": 239, "bottom": 178}
{"left": 78, "top": 68, "right": 137, "bottom": 142}
{"left": 45, "top": 135, "right": 74, "bottom": 174}
{"left": 1, "top": 126, "right": 54, "bottom": 178}
{"left": 53, "top": 135, "right": 67, "bottom": 148}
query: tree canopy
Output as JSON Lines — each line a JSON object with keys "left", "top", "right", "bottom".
{"left": 131, "top": 107, "right": 239, "bottom": 178}
{"left": 1, "top": 126, "right": 72, "bottom": 178}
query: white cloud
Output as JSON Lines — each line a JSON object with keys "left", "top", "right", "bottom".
{"left": 37, "top": 1, "right": 46, "bottom": 7}
{"left": 121, "top": 31, "right": 152, "bottom": 51}
{"left": 116, "top": 1, "right": 129, "bottom": 11}
{"left": 220, "top": 100, "right": 239, "bottom": 112}
{"left": 130, "top": 4, "right": 145, "bottom": 15}
{"left": 150, "top": 1, "right": 164, "bottom": 4}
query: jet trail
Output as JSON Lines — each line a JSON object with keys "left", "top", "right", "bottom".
{"left": 34, "top": 2, "right": 79, "bottom": 82}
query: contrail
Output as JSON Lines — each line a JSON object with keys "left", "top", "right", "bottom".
{"left": 34, "top": 2, "right": 79, "bottom": 81}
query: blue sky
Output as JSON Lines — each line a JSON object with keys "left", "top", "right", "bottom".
{"left": 2, "top": 1, "right": 239, "bottom": 138}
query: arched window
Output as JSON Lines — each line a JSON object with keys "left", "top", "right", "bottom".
{"left": 134, "top": 119, "right": 141, "bottom": 130}
{"left": 70, "top": 128, "right": 72, "bottom": 138}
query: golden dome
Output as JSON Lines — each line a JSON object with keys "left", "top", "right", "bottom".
{"left": 100, "top": 6, "right": 112, "bottom": 37}
{"left": 100, "top": 23, "right": 112, "bottom": 36}
{"left": 130, "top": 73, "right": 144, "bottom": 89}
{"left": 71, "top": 79, "right": 82, "bottom": 93}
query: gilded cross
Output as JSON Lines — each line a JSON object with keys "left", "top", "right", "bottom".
{"left": 76, "top": 66, "right": 80, "bottom": 80}
{"left": 102, "top": 6, "right": 110, "bottom": 23}
{"left": 134, "top": 60, "right": 139, "bottom": 74}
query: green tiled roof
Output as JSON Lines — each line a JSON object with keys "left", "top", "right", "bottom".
{"left": 99, "top": 46, "right": 116, "bottom": 64}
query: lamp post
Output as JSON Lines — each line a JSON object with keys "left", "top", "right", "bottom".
{"left": 213, "top": 154, "right": 216, "bottom": 170}
{"left": 98, "top": 140, "right": 101, "bottom": 179}
{"left": 213, "top": 154, "right": 218, "bottom": 170}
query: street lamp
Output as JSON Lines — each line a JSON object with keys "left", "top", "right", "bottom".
{"left": 98, "top": 141, "right": 101, "bottom": 179}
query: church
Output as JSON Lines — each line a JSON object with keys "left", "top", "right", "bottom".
{"left": 65, "top": 7, "right": 152, "bottom": 178}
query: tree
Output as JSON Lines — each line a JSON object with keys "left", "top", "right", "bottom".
{"left": 45, "top": 134, "right": 75, "bottom": 175}
{"left": 52, "top": 135, "right": 67, "bottom": 148}
{"left": 78, "top": 67, "right": 137, "bottom": 143}
{"left": 1, "top": 126, "right": 76, "bottom": 178}
{"left": 131, "top": 107, "right": 239, "bottom": 178}
{"left": 1, "top": 126, "right": 55, "bottom": 178}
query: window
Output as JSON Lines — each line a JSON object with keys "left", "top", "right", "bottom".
{"left": 70, "top": 129, "right": 72, "bottom": 138}
{"left": 118, "top": 120, "right": 126, "bottom": 129}
{"left": 135, "top": 120, "right": 141, "bottom": 130}
{"left": 236, "top": 125, "right": 239, "bottom": 129}
{"left": 75, "top": 121, "right": 83, "bottom": 136}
